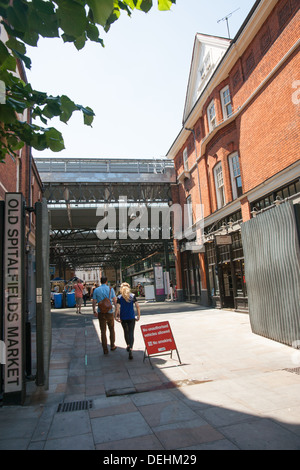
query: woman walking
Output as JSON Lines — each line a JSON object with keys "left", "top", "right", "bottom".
{"left": 115, "top": 283, "right": 140, "bottom": 360}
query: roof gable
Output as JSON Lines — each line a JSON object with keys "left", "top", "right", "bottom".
{"left": 183, "top": 34, "right": 231, "bottom": 123}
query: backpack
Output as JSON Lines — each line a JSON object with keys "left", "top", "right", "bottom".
{"left": 98, "top": 287, "right": 112, "bottom": 314}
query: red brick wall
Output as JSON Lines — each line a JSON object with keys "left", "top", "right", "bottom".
{"left": 0, "top": 152, "right": 18, "bottom": 198}
{"left": 173, "top": 0, "right": 299, "bottom": 221}
{"left": 239, "top": 54, "right": 299, "bottom": 193}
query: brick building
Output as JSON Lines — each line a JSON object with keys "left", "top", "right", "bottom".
{"left": 167, "top": 0, "right": 299, "bottom": 323}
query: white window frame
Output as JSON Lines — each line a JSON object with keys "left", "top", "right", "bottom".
{"left": 214, "top": 162, "right": 226, "bottom": 209}
{"left": 207, "top": 100, "right": 216, "bottom": 132}
{"left": 228, "top": 152, "right": 242, "bottom": 200}
{"left": 220, "top": 85, "right": 233, "bottom": 119}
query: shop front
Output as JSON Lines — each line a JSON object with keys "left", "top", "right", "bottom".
{"left": 205, "top": 230, "right": 248, "bottom": 312}
{"left": 181, "top": 251, "right": 202, "bottom": 304}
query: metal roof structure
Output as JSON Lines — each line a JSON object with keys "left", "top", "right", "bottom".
{"left": 35, "top": 157, "right": 176, "bottom": 271}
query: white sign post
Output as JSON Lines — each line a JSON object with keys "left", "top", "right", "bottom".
{"left": 3, "top": 193, "right": 25, "bottom": 404}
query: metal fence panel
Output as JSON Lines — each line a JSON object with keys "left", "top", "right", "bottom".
{"left": 241, "top": 202, "right": 300, "bottom": 346}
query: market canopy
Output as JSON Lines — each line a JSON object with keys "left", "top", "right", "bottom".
{"left": 35, "top": 157, "right": 176, "bottom": 270}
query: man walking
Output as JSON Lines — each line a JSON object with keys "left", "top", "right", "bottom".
{"left": 92, "top": 277, "right": 117, "bottom": 355}
{"left": 74, "top": 278, "right": 84, "bottom": 314}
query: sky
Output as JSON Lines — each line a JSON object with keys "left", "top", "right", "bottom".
{"left": 27, "top": 0, "right": 257, "bottom": 160}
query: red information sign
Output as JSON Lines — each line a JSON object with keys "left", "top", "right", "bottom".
{"left": 141, "top": 321, "right": 177, "bottom": 356}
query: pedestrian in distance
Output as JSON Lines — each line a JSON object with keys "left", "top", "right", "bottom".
{"left": 91, "top": 282, "right": 98, "bottom": 297}
{"left": 83, "top": 282, "right": 88, "bottom": 306}
{"left": 169, "top": 281, "right": 174, "bottom": 301}
{"left": 115, "top": 282, "right": 141, "bottom": 360}
{"left": 74, "top": 278, "right": 84, "bottom": 314}
{"left": 92, "top": 277, "right": 117, "bottom": 355}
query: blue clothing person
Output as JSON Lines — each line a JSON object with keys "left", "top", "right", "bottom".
{"left": 115, "top": 283, "right": 141, "bottom": 360}
{"left": 92, "top": 278, "right": 117, "bottom": 355}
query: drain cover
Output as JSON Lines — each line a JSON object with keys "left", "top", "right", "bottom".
{"left": 105, "top": 378, "right": 212, "bottom": 397}
{"left": 284, "top": 367, "right": 300, "bottom": 375}
{"left": 57, "top": 399, "right": 93, "bottom": 413}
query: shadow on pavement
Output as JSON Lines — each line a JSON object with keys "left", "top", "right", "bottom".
{"left": 1, "top": 303, "right": 300, "bottom": 450}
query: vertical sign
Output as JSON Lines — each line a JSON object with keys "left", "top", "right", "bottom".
{"left": 0, "top": 201, "right": 4, "bottom": 397}
{"left": 3, "top": 193, "right": 25, "bottom": 402}
{"left": 154, "top": 263, "right": 164, "bottom": 296}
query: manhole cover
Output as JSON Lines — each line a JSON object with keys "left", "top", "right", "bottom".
{"left": 284, "top": 367, "right": 300, "bottom": 375}
{"left": 57, "top": 400, "right": 93, "bottom": 413}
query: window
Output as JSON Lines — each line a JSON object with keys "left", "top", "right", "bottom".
{"left": 200, "top": 52, "right": 211, "bottom": 80}
{"left": 214, "top": 162, "right": 225, "bottom": 209}
{"left": 207, "top": 100, "right": 216, "bottom": 132}
{"left": 228, "top": 152, "right": 243, "bottom": 199}
{"left": 250, "top": 179, "right": 300, "bottom": 211}
{"left": 183, "top": 147, "right": 188, "bottom": 171}
{"left": 220, "top": 85, "right": 233, "bottom": 119}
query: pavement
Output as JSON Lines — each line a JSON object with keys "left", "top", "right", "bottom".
{"left": 0, "top": 300, "right": 300, "bottom": 452}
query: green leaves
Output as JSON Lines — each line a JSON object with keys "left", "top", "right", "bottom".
{"left": 0, "top": 0, "right": 176, "bottom": 162}
{"left": 0, "top": 69, "right": 95, "bottom": 161}
{"left": 87, "top": 0, "right": 114, "bottom": 26}
{"left": 137, "top": 0, "right": 153, "bottom": 13}
{"left": 57, "top": 0, "right": 87, "bottom": 37}
{"left": 158, "top": 0, "right": 175, "bottom": 11}
{"left": 6, "top": 0, "right": 28, "bottom": 32}
{"left": 28, "top": 0, "right": 59, "bottom": 39}
{"left": 44, "top": 127, "right": 65, "bottom": 152}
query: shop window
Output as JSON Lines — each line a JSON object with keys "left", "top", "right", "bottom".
{"left": 208, "top": 265, "right": 219, "bottom": 297}
{"left": 234, "top": 260, "right": 247, "bottom": 297}
{"left": 251, "top": 179, "right": 300, "bottom": 211}
{"left": 214, "top": 162, "right": 226, "bottom": 209}
{"left": 228, "top": 152, "right": 243, "bottom": 199}
{"left": 207, "top": 100, "right": 216, "bottom": 132}
{"left": 219, "top": 244, "right": 230, "bottom": 263}
{"left": 232, "top": 231, "right": 244, "bottom": 259}
{"left": 220, "top": 85, "right": 233, "bottom": 119}
{"left": 205, "top": 210, "right": 242, "bottom": 234}
{"left": 206, "top": 243, "right": 219, "bottom": 297}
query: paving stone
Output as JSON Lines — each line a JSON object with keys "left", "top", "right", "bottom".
{"left": 152, "top": 419, "right": 225, "bottom": 450}
{"left": 47, "top": 410, "right": 91, "bottom": 440}
{"left": 221, "top": 418, "right": 300, "bottom": 450}
{"left": 138, "top": 400, "right": 199, "bottom": 427}
{"left": 91, "top": 411, "right": 152, "bottom": 444}
{"left": 44, "top": 433, "right": 95, "bottom": 450}
{"left": 95, "top": 433, "right": 164, "bottom": 450}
